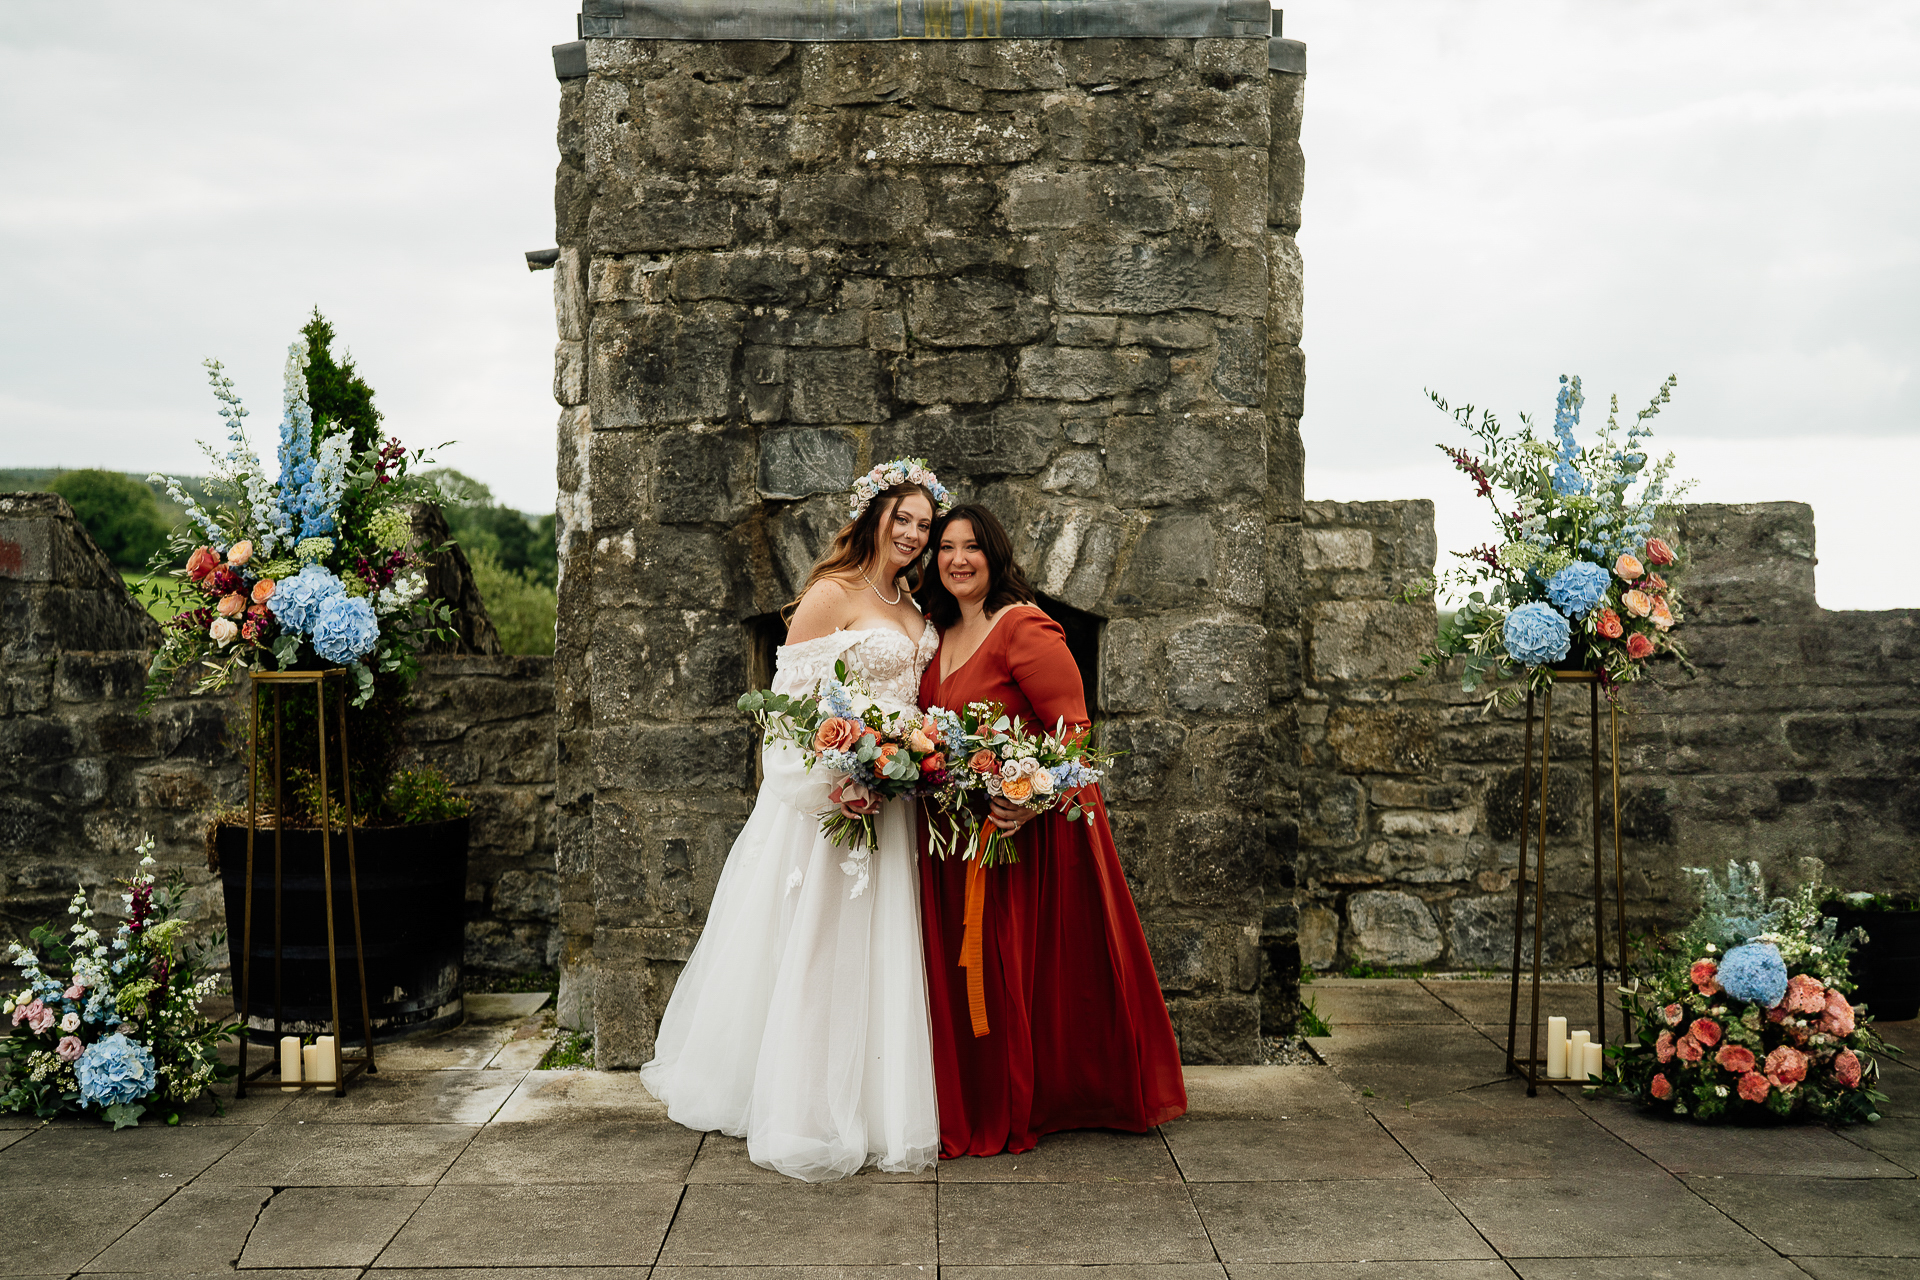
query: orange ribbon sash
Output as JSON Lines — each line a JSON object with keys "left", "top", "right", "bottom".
{"left": 958, "top": 827, "right": 991, "bottom": 1037}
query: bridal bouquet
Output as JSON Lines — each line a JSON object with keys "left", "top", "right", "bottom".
{"left": 738, "top": 662, "right": 958, "bottom": 852}
{"left": 142, "top": 328, "right": 452, "bottom": 708}
{"left": 926, "top": 702, "right": 1108, "bottom": 869}
{"left": 2, "top": 840, "right": 239, "bottom": 1128}
{"left": 1613, "top": 861, "right": 1895, "bottom": 1125}
{"left": 1403, "top": 374, "right": 1692, "bottom": 700}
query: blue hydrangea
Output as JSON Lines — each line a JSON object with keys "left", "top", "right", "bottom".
{"left": 310, "top": 593, "right": 381, "bottom": 664}
{"left": 1717, "top": 942, "right": 1789, "bottom": 1007}
{"left": 1545, "top": 561, "right": 1613, "bottom": 619}
{"left": 1503, "top": 602, "right": 1571, "bottom": 667}
{"left": 76, "top": 1032, "right": 157, "bottom": 1108}
{"left": 272, "top": 564, "right": 345, "bottom": 636}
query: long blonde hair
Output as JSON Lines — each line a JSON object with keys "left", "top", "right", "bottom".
{"left": 781, "top": 482, "right": 936, "bottom": 625}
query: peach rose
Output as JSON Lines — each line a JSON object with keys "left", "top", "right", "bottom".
{"left": 1676, "top": 1034, "right": 1705, "bottom": 1063}
{"left": 1820, "top": 990, "right": 1856, "bottom": 1038}
{"left": 1647, "top": 573, "right": 1669, "bottom": 591}
{"left": 1626, "top": 633, "right": 1656, "bottom": 660}
{"left": 226, "top": 539, "right": 254, "bottom": 567}
{"left": 1764, "top": 1044, "right": 1809, "bottom": 1091}
{"left": 1650, "top": 1073, "right": 1672, "bottom": 1100}
{"left": 1000, "top": 774, "right": 1034, "bottom": 803}
{"left": 874, "top": 742, "right": 902, "bottom": 773}
{"left": 1030, "top": 769, "right": 1056, "bottom": 797}
{"left": 251, "top": 578, "right": 276, "bottom": 605}
{"left": 968, "top": 749, "right": 999, "bottom": 774}
{"left": 1644, "top": 537, "right": 1675, "bottom": 567}
{"left": 812, "top": 717, "right": 861, "bottom": 753}
{"left": 828, "top": 777, "right": 879, "bottom": 816}
{"left": 209, "top": 617, "right": 240, "bottom": 646}
{"left": 1737, "top": 1070, "right": 1770, "bottom": 1103}
{"left": 1690, "top": 1017, "right": 1723, "bottom": 1048}
{"left": 1615, "top": 552, "right": 1645, "bottom": 580}
{"left": 1833, "top": 1047, "right": 1862, "bottom": 1089}
{"left": 1622, "top": 588, "right": 1653, "bottom": 617}
{"left": 1596, "top": 608, "right": 1624, "bottom": 640}
{"left": 1649, "top": 596, "right": 1674, "bottom": 631}
{"left": 1663, "top": 1003, "right": 1684, "bottom": 1026}
{"left": 1715, "top": 1043, "right": 1756, "bottom": 1075}
{"left": 908, "top": 726, "right": 936, "bottom": 754}
{"left": 186, "top": 546, "right": 220, "bottom": 582}
{"left": 217, "top": 591, "right": 246, "bottom": 617}
{"left": 1786, "top": 973, "right": 1827, "bottom": 1014}
{"left": 1691, "top": 959, "right": 1720, "bottom": 995}
{"left": 1655, "top": 1030, "right": 1676, "bottom": 1063}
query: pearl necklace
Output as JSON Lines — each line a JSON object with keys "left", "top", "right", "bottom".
{"left": 860, "top": 571, "right": 903, "bottom": 606}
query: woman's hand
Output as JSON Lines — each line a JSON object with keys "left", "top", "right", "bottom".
{"left": 989, "top": 797, "right": 1037, "bottom": 833}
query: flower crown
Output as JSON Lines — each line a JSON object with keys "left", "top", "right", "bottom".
{"left": 848, "top": 457, "right": 953, "bottom": 522}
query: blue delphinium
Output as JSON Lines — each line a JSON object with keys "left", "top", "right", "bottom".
{"left": 310, "top": 593, "right": 381, "bottom": 664}
{"left": 75, "top": 1032, "right": 157, "bottom": 1109}
{"left": 822, "top": 681, "right": 855, "bottom": 719}
{"left": 1549, "top": 374, "right": 1587, "bottom": 497}
{"left": 1502, "top": 602, "right": 1571, "bottom": 666}
{"left": 276, "top": 337, "right": 318, "bottom": 537}
{"left": 272, "top": 564, "right": 346, "bottom": 636}
{"left": 1545, "top": 560, "right": 1612, "bottom": 619}
{"left": 1717, "top": 941, "right": 1789, "bottom": 1007}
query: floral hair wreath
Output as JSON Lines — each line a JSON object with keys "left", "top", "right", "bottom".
{"left": 847, "top": 456, "right": 954, "bottom": 522}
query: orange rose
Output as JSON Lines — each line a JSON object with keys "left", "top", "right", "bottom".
{"left": 1649, "top": 595, "right": 1674, "bottom": 631}
{"left": 1615, "top": 552, "right": 1644, "bottom": 580}
{"left": 1626, "top": 632, "right": 1655, "bottom": 660}
{"left": 1595, "top": 608, "right": 1623, "bottom": 639}
{"left": 1647, "top": 573, "right": 1668, "bottom": 591}
{"left": 251, "top": 578, "right": 276, "bottom": 605}
{"left": 874, "top": 742, "right": 901, "bottom": 773}
{"left": 1622, "top": 589, "right": 1653, "bottom": 618}
{"left": 968, "top": 749, "right": 999, "bottom": 774}
{"left": 226, "top": 539, "right": 254, "bottom": 567}
{"left": 186, "top": 546, "right": 220, "bottom": 582}
{"left": 812, "top": 717, "right": 861, "bottom": 753}
{"left": 920, "top": 753, "right": 946, "bottom": 774}
{"left": 1000, "top": 774, "right": 1034, "bottom": 803}
{"left": 217, "top": 592, "right": 246, "bottom": 618}
{"left": 1644, "top": 537, "right": 1675, "bottom": 567}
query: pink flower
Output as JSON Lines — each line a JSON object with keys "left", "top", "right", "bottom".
{"left": 828, "top": 777, "right": 879, "bottom": 817}
{"left": 1820, "top": 990, "right": 1856, "bottom": 1038}
{"left": 1626, "top": 633, "right": 1656, "bottom": 660}
{"left": 1650, "top": 1073, "right": 1672, "bottom": 1100}
{"left": 1649, "top": 596, "right": 1675, "bottom": 631}
{"left": 1765, "top": 1045, "right": 1809, "bottom": 1091}
{"left": 55, "top": 1035, "right": 83, "bottom": 1063}
{"left": 186, "top": 546, "right": 220, "bottom": 582}
{"left": 1690, "top": 1017, "right": 1723, "bottom": 1048}
{"left": 1690, "top": 959, "right": 1721, "bottom": 995}
{"left": 1738, "top": 1071, "right": 1771, "bottom": 1103}
{"left": 1786, "top": 974, "right": 1827, "bottom": 1015}
{"left": 1676, "top": 1034, "right": 1705, "bottom": 1063}
{"left": 1715, "top": 1043, "right": 1756, "bottom": 1075}
{"left": 1655, "top": 1030, "right": 1676, "bottom": 1063}
{"left": 1663, "top": 1003, "right": 1684, "bottom": 1027}
{"left": 64, "top": 983, "right": 85, "bottom": 1000}
{"left": 1833, "top": 1048, "right": 1863, "bottom": 1089}
{"left": 1645, "top": 537, "right": 1676, "bottom": 567}
{"left": 15, "top": 999, "right": 55, "bottom": 1034}
{"left": 1615, "top": 553, "right": 1646, "bottom": 580}
{"left": 209, "top": 617, "right": 240, "bottom": 646}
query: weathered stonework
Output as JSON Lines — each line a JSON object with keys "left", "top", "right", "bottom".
{"left": 551, "top": 17, "right": 1307, "bottom": 1065}
{"left": 1297, "top": 499, "right": 1920, "bottom": 972}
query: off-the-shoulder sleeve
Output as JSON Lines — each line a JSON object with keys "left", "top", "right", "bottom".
{"left": 1004, "top": 607, "right": 1089, "bottom": 733}
{"left": 771, "top": 630, "right": 866, "bottom": 697}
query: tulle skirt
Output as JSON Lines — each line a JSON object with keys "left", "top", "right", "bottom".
{"left": 640, "top": 741, "right": 938, "bottom": 1181}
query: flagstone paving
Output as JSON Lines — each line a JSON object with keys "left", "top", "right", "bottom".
{"left": 2, "top": 981, "right": 1915, "bottom": 1277}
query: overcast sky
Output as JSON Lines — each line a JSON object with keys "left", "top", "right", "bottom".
{"left": 2, "top": 1, "right": 1914, "bottom": 606}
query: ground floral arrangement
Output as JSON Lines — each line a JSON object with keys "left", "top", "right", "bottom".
{"left": 2, "top": 841, "right": 237, "bottom": 1127}
{"left": 143, "top": 328, "right": 451, "bottom": 707}
{"left": 1407, "top": 373, "right": 1691, "bottom": 699}
{"left": 1615, "top": 862, "right": 1896, "bottom": 1124}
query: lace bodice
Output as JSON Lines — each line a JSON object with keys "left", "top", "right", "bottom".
{"left": 772, "top": 621, "right": 939, "bottom": 713}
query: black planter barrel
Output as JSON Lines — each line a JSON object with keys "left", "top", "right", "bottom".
{"left": 215, "top": 818, "right": 470, "bottom": 1042}
{"left": 1822, "top": 903, "right": 1920, "bottom": 1023}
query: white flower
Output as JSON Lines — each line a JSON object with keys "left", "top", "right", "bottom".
{"left": 59, "top": 1012, "right": 79, "bottom": 1033}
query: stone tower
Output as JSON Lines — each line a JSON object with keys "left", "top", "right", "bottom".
{"left": 546, "top": 0, "right": 1308, "bottom": 1066}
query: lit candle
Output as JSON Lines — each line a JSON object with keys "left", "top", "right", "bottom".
{"left": 280, "top": 1035, "right": 302, "bottom": 1091}
{"left": 1546, "top": 1016, "right": 1568, "bottom": 1078}
{"left": 311, "top": 1035, "right": 337, "bottom": 1085}
{"left": 1569, "top": 1029, "right": 1591, "bottom": 1083}
{"left": 1584, "top": 1040, "right": 1604, "bottom": 1082}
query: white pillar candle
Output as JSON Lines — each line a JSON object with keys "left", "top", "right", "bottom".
{"left": 1546, "top": 1016, "right": 1568, "bottom": 1078}
{"left": 1569, "top": 1029, "right": 1591, "bottom": 1082}
{"left": 1584, "top": 1040, "right": 1604, "bottom": 1082}
{"left": 312, "top": 1035, "right": 337, "bottom": 1084}
{"left": 279, "top": 1035, "right": 302, "bottom": 1091}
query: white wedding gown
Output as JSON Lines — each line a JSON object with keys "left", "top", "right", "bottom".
{"left": 639, "top": 622, "right": 941, "bottom": 1181}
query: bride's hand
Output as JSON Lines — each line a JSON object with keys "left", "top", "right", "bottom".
{"left": 989, "top": 798, "right": 1037, "bottom": 833}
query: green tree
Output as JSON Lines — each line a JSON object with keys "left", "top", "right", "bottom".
{"left": 422, "top": 468, "right": 558, "bottom": 588}
{"left": 301, "top": 307, "right": 382, "bottom": 458}
{"left": 469, "top": 551, "right": 556, "bottom": 656}
{"left": 46, "top": 470, "right": 171, "bottom": 568}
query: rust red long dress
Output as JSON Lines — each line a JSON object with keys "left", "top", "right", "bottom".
{"left": 918, "top": 606, "right": 1186, "bottom": 1158}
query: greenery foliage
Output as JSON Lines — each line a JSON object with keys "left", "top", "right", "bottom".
{"left": 469, "top": 550, "right": 556, "bottom": 656}
{"left": 47, "top": 469, "right": 171, "bottom": 568}
{"left": 422, "top": 468, "right": 557, "bottom": 655}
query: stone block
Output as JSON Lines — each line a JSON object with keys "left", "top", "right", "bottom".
{"left": 640, "top": 73, "right": 741, "bottom": 173}
{"left": 907, "top": 277, "right": 1051, "bottom": 348}
{"left": 589, "top": 182, "right": 737, "bottom": 253}
{"left": 1268, "top": 231, "right": 1304, "bottom": 345}
{"left": 1149, "top": 83, "right": 1268, "bottom": 149}
{"left": 1052, "top": 241, "right": 1265, "bottom": 317}
{"left": 1210, "top": 324, "right": 1265, "bottom": 406}
{"left": 1308, "top": 601, "right": 1433, "bottom": 683}
{"left": 1298, "top": 905, "right": 1339, "bottom": 969}
{"left": 1301, "top": 528, "right": 1372, "bottom": 571}
{"left": 1043, "top": 93, "right": 1148, "bottom": 163}
{"left": 1101, "top": 717, "right": 1188, "bottom": 804}
{"left": 743, "top": 305, "right": 866, "bottom": 349}
{"left": 1116, "top": 511, "right": 1217, "bottom": 611}
{"left": 590, "top": 304, "right": 740, "bottom": 427}
{"left": 672, "top": 248, "right": 825, "bottom": 304}
{"left": 786, "top": 348, "right": 885, "bottom": 423}
{"left": 1100, "top": 619, "right": 1162, "bottom": 713}
{"left": 590, "top": 609, "right": 747, "bottom": 724}
{"left": 1300, "top": 775, "right": 1364, "bottom": 847}
{"left": 779, "top": 174, "right": 928, "bottom": 244}
{"left": 1103, "top": 409, "right": 1266, "bottom": 507}
{"left": 856, "top": 110, "right": 1043, "bottom": 165}
{"left": 590, "top": 526, "right": 732, "bottom": 612}
{"left": 52, "top": 653, "right": 147, "bottom": 704}
{"left": 653, "top": 426, "right": 755, "bottom": 524}
{"left": 758, "top": 428, "right": 859, "bottom": 500}
{"left": 869, "top": 405, "right": 1062, "bottom": 479}
{"left": 895, "top": 351, "right": 1009, "bottom": 406}
{"left": 1169, "top": 994, "right": 1262, "bottom": 1065}
{"left": 1165, "top": 621, "right": 1266, "bottom": 717}
{"left": 1346, "top": 890, "right": 1442, "bottom": 967}
{"left": 1325, "top": 706, "right": 1437, "bottom": 775}
{"left": 1267, "top": 341, "right": 1305, "bottom": 418}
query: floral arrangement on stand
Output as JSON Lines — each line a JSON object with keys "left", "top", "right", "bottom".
{"left": 142, "top": 330, "right": 452, "bottom": 708}
{"left": 926, "top": 704, "right": 1109, "bottom": 869}
{"left": 1614, "top": 861, "right": 1896, "bottom": 1124}
{"left": 2, "top": 840, "right": 238, "bottom": 1128}
{"left": 1404, "top": 374, "right": 1692, "bottom": 699}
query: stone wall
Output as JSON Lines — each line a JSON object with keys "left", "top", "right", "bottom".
{"left": 0, "top": 494, "right": 559, "bottom": 981}
{"left": 1295, "top": 499, "right": 1920, "bottom": 973}
{"left": 549, "top": 16, "right": 1309, "bottom": 1065}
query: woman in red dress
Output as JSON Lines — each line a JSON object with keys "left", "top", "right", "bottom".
{"left": 917, "top": 504, "right": 1186, "bottom": 1158}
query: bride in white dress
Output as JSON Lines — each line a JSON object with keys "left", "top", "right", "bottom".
{"left": 640, "top": 460, "right": 949, "bottom": 1181}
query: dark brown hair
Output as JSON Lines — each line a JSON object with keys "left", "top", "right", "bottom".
{"left": 781, "top": 483, "right": 937, "bottom": 624}
{"left": 921, "top": 503, "right": 1037, "bottom": 631}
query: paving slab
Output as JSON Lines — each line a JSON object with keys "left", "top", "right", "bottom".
{"left": 0, "top": 1126, "right": 29, "bottom": 1153}
{"left": 376, "top": 1183, "right": 682, "bottom": 1268}
{"left": 376, "top": 1271, "right": 648, "bottom": 1280}
{"left": 660, "top": 1182, "right": 934, "bottom": 1267}
{"left": 80, "top": 1184, "right": 270, "bottom": 1274}
{"left": 1870, "top": 1055, "right": 1920, "bottom": 1118}
{"left": 1228, "top": 1265, "right": 1517, "bottom": 1280}
{"left": 1164, "top": 1117, "right": 1426, "bottom": 1182}
{"left": 464, "top": 992, "right": 552, "bottom": 1022}
{"left": 1192, "top": 1179, "right": 1496, "bottom": 1265}
{"left": 1511, "top": 1259, "right": 1814, "bottom": 1280}
{"left": 944, "top": 1267, "right": 1227, "bottom": 1279}
{"left": 174, "top": 1082, "right": 299, "bottom": 1125}
{"left": 1304, "top": 980, "right": 1467, "bottom": 1026}
{"left": 1575, "top": 1094, "right": 1908, "bottom": 1177}
{"left": 1310, "top": 1024, "right": 1513, "bottom": 1104}
{"left": 12, "top": 1183, "right": 175, "bottom": 1275}
{"left": 1795, "top": 1258, "right": 1920, "bottom": 1280}
{"left": 491, "top": 1068, "right": 669, "bottom": 1123}
{"left": 238, "top": 1184, "right": 430, "bottom": 1269}
{"left": 936, "top": 1127, "right": 1181, "bottom": 1183}
{"left": 1682, "top": 1174, "right": 1920, "bottom": 1256}
{"left": 1380, "top": 1079, "right": 1586, "bottom": 1121}
{"left": 488, "top": 1037, "right": 554, "bottom": 1072}
{"left": 1438, "top": 1172, "right": 1771, "bottom": 1258}
{"left": 1181, "top": 1064, "right": 1367, "bottom": 1119}
{"left": 0, "top": 1110, "right": 42, "bottom": 1129}
{"left": 938, "top": 1182, "right": 1212, "bottom": 1266}
{"left": 0, "top": 1121, "right": 251, "bottom": 1188}
{"left": 1374, "top": 1112, "right": 1656, "bottom": 1180}
{"left": 1422, "top": 980, "right": 1602, "bottom": 1030}
{"left": 1838, "top": 1115, "right": 1920, "bottom": 1172}
{"left": 85, "top": 1272, "right": 361, "bottom": 1279}
{"left": 445, "top": 1118, "right": 701, "bottom": 1184}
{"left": 1873, "top": 1019, "right": 1920, "bottom": 1056}
{"left": 277, "top": 1069, "right": 520, "bottom": 1124}
{"left": 202, "top": 1121, "right": 478, "bottom": 1186}
{"left": 686, "top": 1131, "right": 933, "bottom": 1183}
{"left": 375, "top": 1025, "right": 520, "bottom": 1072}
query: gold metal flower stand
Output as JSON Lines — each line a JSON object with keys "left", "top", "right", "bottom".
{"left": 233, "top": 668, "right": 378, "bottom": 1099}
{"left": 1505, "top": 670, "right": 1629, "bottom": 1095}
